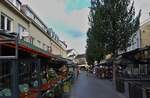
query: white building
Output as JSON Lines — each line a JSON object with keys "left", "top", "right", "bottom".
{"left": 127, "top": 30, "right": 141, "bottom": 51}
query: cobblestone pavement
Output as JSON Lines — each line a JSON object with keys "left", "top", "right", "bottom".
{"left": 69, "top": 71, "right": 127, "bottom": 98}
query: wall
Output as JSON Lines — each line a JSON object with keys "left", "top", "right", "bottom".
{"left": 141, "top": 21, "right": 150, "bottom": 47}
{"left": 29, "top": 23, "right": 50, "bottom": 50}
{"left": 0, "top": 2, "right": 29, "bottom": 33}
{"left": 0, "top": 1, "right": 67, "bottom": 57}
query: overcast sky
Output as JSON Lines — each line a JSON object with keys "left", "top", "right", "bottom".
{"left": 20, "top": 0, "right": 150, "bottom": 54}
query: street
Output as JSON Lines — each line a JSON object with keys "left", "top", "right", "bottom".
{"left": 70, "top": 71, "right": 127, "bottom": 98}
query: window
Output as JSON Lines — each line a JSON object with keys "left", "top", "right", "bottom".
{"left": 16, "top": 0, "right": 21, "bottom": 10}
{"left": 37, "top": 40, "right": 41, "bottom": 46}
{"left": 47, "top": 46, "right": 49, "bottom": 51}
{"left": 17, "top": 24, "right": 26, "bottom": 33}
{"left": 30, "top": 37, "right": 34, "bottom": 44}
{"left": 43, "top": 44, "right": 47, "bottom": 50}
{"left": 17, "top": 24, "right": 26, "bottom": 39}
{"left": 1, "top": 15, "right": 5, "bottom": 29}
{"left": 26, "top": 10, "right": 34, "bottom": 19}
{"left": 7, "top": 19, "right": 11, "bottom": 31}
{"left": 9, "top": 0, "right": 14, "bottom": 4}
{"left": 0, "top": 14, "right": 12, "bottom": 31}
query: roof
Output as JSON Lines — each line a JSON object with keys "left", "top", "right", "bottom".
{"left": 22, "top": 5, "right": 47, "bottom": 28}
{"left": 75, "top": 54, "right": 86, "bottom": 59}
{"left": 67, "top": 49, "right": 73, "bottom": 54}
{"left": 1, "top": 0, "right": 30, "bottom": 22}
{"left": 117, "top": 46, "right": 150, "bottom": 64}
{"left": 17, "top": 0, "right": 22, "bottom": 4}
{"left": 68, "top": 54, "right": 76, "bottom": 58}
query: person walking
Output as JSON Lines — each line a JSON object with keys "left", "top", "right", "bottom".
{"left": 76, "top": 66, "right": 80, "bottom": 78}
{"left": 86, "top": 66, "right": 90, "bottom": 76}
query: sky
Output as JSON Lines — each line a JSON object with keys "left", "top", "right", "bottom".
{"left": 20, "top": 0, "right": 150, "bottom": 54}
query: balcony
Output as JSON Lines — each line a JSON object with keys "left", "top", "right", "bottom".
{"left": 19, "top": 39, "right": 50, "bottom": 56}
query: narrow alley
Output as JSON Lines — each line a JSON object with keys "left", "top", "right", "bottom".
{"left": 70, "top": 71, "right": 127, "bottom": 98}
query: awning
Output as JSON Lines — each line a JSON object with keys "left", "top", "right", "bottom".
{"left": 117, "top": 47, "right": 150, "bottom": 64}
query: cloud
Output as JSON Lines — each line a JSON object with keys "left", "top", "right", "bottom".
{"left": 65, "top": 0, "right": 90, "bottom": 12}
{"left": 20, "top": 0, "right": 89, "bottom": 53}
{"left": 134, "top": 0, "right": 150, "bottom": 22}
{"left": 20, "top": 0, "right": 150, "bottom": 53}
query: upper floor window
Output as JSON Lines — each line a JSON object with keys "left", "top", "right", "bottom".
{"left": 47, "top": 46, "right": 49, "bottom": 51}
{"left": 0, "top": 14, "right": 12, "bottom": 31}
{"left": 16, "top": 0, "right": 21, "bottom": 10}
{"left": 43, "top": 43, "right": 46, "bottom": 50}
{"left": 30, "top": 37, "right": 35, "bottom": 44}
{"left": 37, "top": 40, "right": 41, "bottom": 46}
{"left": 1, "top": 15, "right": 5, "bottom": 30}
{"left": 9, "top": 0, "right": 21, "bottom": 10}
{"left": 17, "top": 24, "right": 26, "bottom": 33}
{"left": 26, "top": 10, "right": 34, "bottom": 19}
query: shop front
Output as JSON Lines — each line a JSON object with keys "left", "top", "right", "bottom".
{"left": 0, "top": 30, "right": 74, "bottom": 98}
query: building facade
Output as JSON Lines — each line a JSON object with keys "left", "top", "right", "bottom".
{"left": 140, "top": 20, "right": 150, "bottom": 48}
{"left": 0, "top": 0, "right": 67, "bottom": 58}
{"left": 75, "top": 54, "right": 87, "bottom": 65}
{"left": 127, "top": 30, "right": 141, "bottom": 51}
{"left": 66, "top": 49, "right": 78, "bottom": 62}
{"left": 0, "top": 0, "right": 68, "bottom": 97}
{"left": 127, "top": 18, "right": 150, "bottom": 52}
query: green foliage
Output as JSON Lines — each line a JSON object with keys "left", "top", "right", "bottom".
{"left": 86, "top": 0, "right": 141, "bottom": 64}
{"left": 102, "top": 0, "right": 141, "bottom": 56}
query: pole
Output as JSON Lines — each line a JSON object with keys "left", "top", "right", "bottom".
{"left": 11, "top": 60, "right": 19, "bottom": 98}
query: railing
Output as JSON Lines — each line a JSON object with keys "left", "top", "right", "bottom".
{"left": 121, "top": 74, "right": 150, "bottom": 81}
{"left": 19, "top": 39, "right": 50, "bottom": 56}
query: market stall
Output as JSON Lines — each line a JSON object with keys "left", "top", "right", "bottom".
{"left": 0, "top": 30, "right": 75, "bottom": 98}
{"left": 97, "top": 59, "right": 113, "bottom": 79}
{"left": 115, "top": 46, "right": 150, "bottom": 98}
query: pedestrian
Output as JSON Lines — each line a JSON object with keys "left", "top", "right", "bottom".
{"left": 93, "top": 66, "right": 96, "bottom": 78}
{"left": 76, "top": 66, "right": 80, "bottom": 78}
{"left": 86, "top": 66, "right": 90, "bottom": 76}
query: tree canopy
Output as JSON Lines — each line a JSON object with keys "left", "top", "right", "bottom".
{"left": 86, "top": 0, "right": 141, "bottom": 65}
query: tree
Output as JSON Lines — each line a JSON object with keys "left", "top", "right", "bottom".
{"left": 103, "top": 0, "right": 141, "bottom": 57}
{"left": 86, "top": 0, "right": 141, "bottom": 65}
{"left": 86, "top": 0, "right": 106, "bottom": 65}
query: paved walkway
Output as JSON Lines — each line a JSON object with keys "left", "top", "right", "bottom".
{"left": 69, "top": 71, "right": 127, "bottom": 98}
